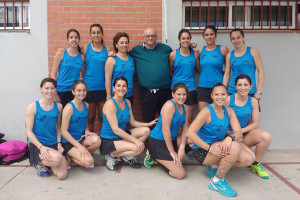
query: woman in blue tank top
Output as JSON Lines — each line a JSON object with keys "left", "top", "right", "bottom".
{"left": 226, "top": 75, "right": 271, "bottom": 179}
{"left": 26, "top": 78, "right": 67, "bottom": 179}
{"left": 105, "top": 32, "right": 135, "bottom": 105}
{"left": 187, "top": 83, "right": 255, "bottom": 197}
{"left": 61, "top": 80, "right": 101, "bottom": 170}
{"left": 100, "top": 77, "right": 156, "bottom": 171}
{"left": 145, "top": 83, "right": 191, "bottom": 180}
{"left": 81, "top": 23, "right": 109, "bottom": 133}
{"left": 197, "top": 25, "right": 229, "bottom": 112}
{"left": 169, "top": 29, "right": 200, "bottom": 124}
{"left": 223, "top": 28, "right": 265, "bottom": 101}
{"left": 51, "top": 29, "right": 84, "bottom": 107}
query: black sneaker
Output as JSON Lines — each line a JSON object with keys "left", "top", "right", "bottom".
{"left": 122, "top": 156, "right": 142, "bottom": 168}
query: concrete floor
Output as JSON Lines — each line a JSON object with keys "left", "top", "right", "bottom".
{"left": 0, "top": 149, "right": 299, "bottom": 200}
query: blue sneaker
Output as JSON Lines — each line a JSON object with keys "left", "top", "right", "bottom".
{"left": 204, "top": 165, "right": 217, "bottom": 178}
{"left": 185, "top": 152, "right": 195, "bottom": 160}
{"left": 209, "top": 179, "right": 237, "bottom": 197}
{"left": 34, "top": 164, "right": 51, "bottom": 178}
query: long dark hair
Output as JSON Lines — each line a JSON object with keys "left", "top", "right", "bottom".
{"left": 67, "top": 29, "right": 81, "bottom": 54}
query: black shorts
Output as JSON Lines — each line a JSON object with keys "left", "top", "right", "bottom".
{"left": 100, "top": 131, "right": 131, "bottom": 155}
{"left": 58, "top": 91, "right": 74, "bottom": 107}
{"left": 192, "top": 147, "right": 209, "bottom": 165}
{"left": 185, "top": 90, "right": 197, "bottom": 105}
{"left": 84, "top": 90, "right": 106, "bottom": 103}
{"left": 28, "top": 143, "right": 58, "bottom": 166}
{"left": 62, "top": 135, "right": 86, "bottom": 154}
{"left": 197, "top": 87, "right": 213, "bottom": 103}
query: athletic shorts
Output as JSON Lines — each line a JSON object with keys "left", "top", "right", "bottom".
{"left": 62, "top": 135, "right": 86, "bottom": 154}
{"left": 57, "top": 91, "right": 74, "bottom": 107}
{"left": 185, "top": 90, "right": 197, "bottom": 105}
{"left": 84, "top": 90, "right": 106, "bottom": 103}
{"left": 28, "top": 143, "right": 58, "bottom": 165}
{"left": 100, "top": 131, "right": 131, "bottom": 155}
{"left": 192, "top": 147, "right": 209, "bottom": 165}
{"left": 197, "top": 87, "right": 213, "bottom": 103}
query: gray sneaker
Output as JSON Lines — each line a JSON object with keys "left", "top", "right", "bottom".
{"left": 122, "top": 156, "right": 142, "bottom": 168}
{"left": 34, "top": 164, "right": 51, "bottom": 177}
{"left": 105, "top": 154, "right": 118, "bottom": 171}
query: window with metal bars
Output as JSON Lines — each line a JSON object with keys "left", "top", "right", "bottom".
{"left": 183, "top": 0, "right": 300, "bottom": 30}
{"left": 0, "top": 1, "right": 30, "bottom": 31}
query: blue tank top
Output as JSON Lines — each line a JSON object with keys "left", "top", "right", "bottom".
{"left": 57, "top": 49, "right": 83, "bottom": 92}
{"left": 150, "top": 99, "right": 186, "bottom": 141}
{"left": 171, "top": 49, "right": 196, "bottom": 91}
{"left": 111, "top": 55, "right": 135, "bottom": 97}
{"left": 83, "top": 44, "right": 108, "bottom": 91}
{"left": 198, "top": 45, "right": 225, "bottom": 88}
{"left": 228, "top": 94, "right": 252, "bottom": 131}
{"left": 31, "top": 101, "right": 59, "bottom": 146}
{"left": 193, "top": 104, "right": 229, "bottom": 149}
{"left": 62, "top": 101, "right": 88, "bottom": 143}
{"left": 228, "top": 47, "right": 257, "bottom": 94}
{"left": 100, "top": 98, "right": 131, "bottom": 139}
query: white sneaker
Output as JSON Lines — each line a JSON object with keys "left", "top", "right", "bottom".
{"left": 105, "top": 154, "right": 118, "bottom": 171}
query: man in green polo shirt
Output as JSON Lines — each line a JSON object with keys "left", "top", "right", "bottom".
{"left": 130, "top": 27, "right": 172, "bottom": 123}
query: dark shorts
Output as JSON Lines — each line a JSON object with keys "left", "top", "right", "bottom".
{"left": 62, "top": 135, "right": 86, "bottom": 154}
{"left": 125, "top": 96, "right": 133, "bottom": 105}
{"left": 192, "top": 147, "right": 209, "bottom": 165}
{"left": 197, "top": 87, "right": 213, "bottom": 103}
{"left": 185, "top": 90, "right": 197, "bottom": 105}
{"left": 84, "top": 90, "right": 106, "bottom": 103}
{"left": 28, "top": 143, "right": 58, "bottom": 166}
{"left": 100, "top": 131, "right": 131, "bottom": 155}
{"left": 57, "top": 91, "right": 74, "bottom": 107}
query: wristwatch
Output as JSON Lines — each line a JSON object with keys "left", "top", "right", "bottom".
{"left": 228, "top": 134, "right": 235, "bottom": 141}
{"left": 256, "top": 91, "right": 262, "bottom": 95}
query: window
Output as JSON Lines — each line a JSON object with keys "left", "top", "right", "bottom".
{"left": 183, "top": 0, "right": 300, "bottom": 30}
{"left": 0, "top": 1, "right": 30, "bottom": 30}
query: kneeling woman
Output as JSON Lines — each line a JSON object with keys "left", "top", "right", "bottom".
{"left": 145, "top": 83, "right": 190, "bottom": 180}
{"left": 226, "top": 74, "right": 271, "bottom": 179}
{"left": 100, "top": 76, "right": 156, "bottom": 171}
{"left": 26, "top": 78, "right": 68, "bottom": 179}
{"left": 61, "top": 80, "right": 101, "bottom": 169}
{"left": 187, "top": 83, "right": 255, "bottom": 197}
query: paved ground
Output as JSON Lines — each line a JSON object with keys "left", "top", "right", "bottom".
{"left": 0, "top": 149, "right": 299, "bottom": 200}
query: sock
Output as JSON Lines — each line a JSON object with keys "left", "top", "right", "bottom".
{"left": 252, "top": 161, "right": 259, "bottom": 165}
{"left": 211, "top": 165, "right": 218, "bottom": 169}
{"left": 212, "top": 176, "right": 221, "bottom": 183}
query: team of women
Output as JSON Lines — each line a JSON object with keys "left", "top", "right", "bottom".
{"left": 25, "top": 24, "right": 271, "bottom": 198}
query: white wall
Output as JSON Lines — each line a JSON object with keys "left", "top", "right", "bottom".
{"left": 163, "top": 0, "right": 300, "bottom": 149}
{"left": 0, "top": 1, "right": 48, "bottom": 141}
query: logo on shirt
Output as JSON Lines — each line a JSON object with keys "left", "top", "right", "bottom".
{"left": 75, "top": 117, "right": 81, "bottom": 123}
{"left": 122, "top": 64, "right": 125, "bottom": 69}
{"left": 212, "top": 55, "right": 219, "bottom": 58}
{"left": 200, "top": 54, "right": 206, "bottom": 60}
{"left": 39, "top": 115, "right": 46, "bottom": 122}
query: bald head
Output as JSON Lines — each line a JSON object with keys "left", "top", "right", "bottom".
{"left": 143, "top": 27, "right": 158, "bottom": 49}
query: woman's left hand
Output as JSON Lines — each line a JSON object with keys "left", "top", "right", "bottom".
{"left": 220, "top": 137, "right": 232, "bottom": 155}
{"left": 170, "top": 151, "right": 182, "bottom": 167}
{"left": 148, "top": 118, "right": 158, "bottom": 127}
{"left": 57, "top": 143, "right": 64, "bottom": 154}
{"left": 253, "top": 93, "right": 262, "bottom": 100}
{"left": 177, "top": 145, "right": 185, "bottom": 161}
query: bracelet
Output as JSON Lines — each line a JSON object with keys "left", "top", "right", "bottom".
{"left": 256, "top": 91, "right": 262, "bottom": 95}
{"left": 207, "top": 144, "right": 211, "bottom": 152}
{"left": 39, "top": 145, "right": 43, "bottom": 150}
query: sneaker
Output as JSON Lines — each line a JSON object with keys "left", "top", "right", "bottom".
{"left": 66, "top": 156, "right": 72, "bottom": 170}
{"left": 204, "top": 165, "right": 217, "bottom": 178}
{"left": 251, "top": 162, "right": 269, "bottom": 179}
{"left": 86, "top": 163, "right": 95, "bottom": 170}
{"left": 122, "top": 156, "right": 142, "bottom": 168}
{"left": 209, "top": 178, "right": 237, "bottom": 197}
{"left": 185, "top": 152, "right": 195, "bottom": 160}
{"left": 105, "top": 154, "right": 118, "bottom": 171}
{"left": 144, "top": 149, "right": 157, "bottom": 169}
{"left": 34, "top": 164, "right": 51, "bottom": 178}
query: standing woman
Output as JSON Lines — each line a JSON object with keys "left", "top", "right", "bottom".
{"left": 187, "top": 83, "right": 255, "bottom": 197}
{"left": 223, "top": 28, "right": 265, "bottom": 100}
{"left": 100, "top": 77, "right": 156, "bottom": 171}
{"left": 169, "top": 29, "right": 200, "bottom": 124}
{"left": 105, "top": 32, "right": 135, "bottom": 104}
{"left": 226, "top": 74, "right": 271, "bottom": 179}
{"left": 61, "top": 80, "right": 101, "bottom": 169}
{"left": 197, "top": 25, "right": 229, "bottom": 111}
{"left": 26, "top": 78, "right": 68, "bottom": 179}
{"left": 51, "top": 29, "right": 84, "bottom": 107}
{"left": 145, "top": 83, "right": 190, "bottom": 179}
{"left": 81, "top": 23, "right": 108, "bottom": 132}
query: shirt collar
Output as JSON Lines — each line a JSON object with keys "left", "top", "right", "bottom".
{"left": 143, "top": 42, "right": 157, "bottom": 50}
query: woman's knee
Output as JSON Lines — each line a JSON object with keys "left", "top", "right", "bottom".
{"left": 142, "top": 127, "right": 151, "bottom": 137}
{"left": 261, "top": 130, "right": 271, "bottom": 144}
{"left": 241, "top": 152, "right": 255, "bottom": 166}
{"left": 56, "top": 171, "right": 68, "bottom": 180}
{"left": 50, "top": 152, "right": 65, "bottom": 167}
{"left": 230, "top": 141, "right": 241, "bottom": 156}
{"left": 171, "top": 168, "right": 186, "bottom": 180}
{"left": 89, "top": 135, "right": 101, "bottom": 146}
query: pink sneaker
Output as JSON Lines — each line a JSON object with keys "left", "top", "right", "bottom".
{"left": 86, "top": 164, "right": 95, "bottom": 170}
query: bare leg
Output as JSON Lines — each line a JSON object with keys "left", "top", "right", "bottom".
{"left": 198, "top": 101, "right": 209, "bottom": 112}
{"left": 156, "top": 159, "right": 185, "bottom": 180}
{"left": 81, "top": 133, "right": 101, "bottom": 153}
{"left": 96, "top": 102, "right": 105, "bottom": 133}
{"left": 67, "top": 147, "right": 94, "bottom": 168}
{"left": 87, "top": 102, "right": 96, "bottom": 132}
{"left": 233, "top": 143, "right": 255, "bottom": 167}
{"left": 187, "top": 104, "right": 195, "bottom": 125}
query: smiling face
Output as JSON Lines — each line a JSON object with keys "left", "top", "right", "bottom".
{"left": 115, "top": 37, "right": 129, "bottom": 53}
{"left": 90, "top": 26, "right": 103, "bottom": 44}
{"left": 67, "top": 31, "right": 80, "bottom": 48}
{"left": 72, "top": 83, "right": 87, "bottom": 101}
{"left": 230, "top": 30, "right": 245, "bottom": 49}
{"left": 203, "top": 28, "right": 216, "bottom": 45}
{"left": 40, "top": 82, "right": 56, "bottom": 99}
{"left": 211, "top": 86, "right": 228, "bottom": 107}
{"left": 179, "top": 32, "right": 191, "bottom": 48}
{"left": 235, "top": 78, "right": 252, "bottom": 96}
{"left": 113, "top": 80, "right": 128, "bottom": 97}
{"left": 143, "top": 28, "right": 158, "bottom": 47}
{"left": 172, "top": 87, "right": 187, "bottom": 105}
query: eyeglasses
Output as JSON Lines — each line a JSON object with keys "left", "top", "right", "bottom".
{"left": 144, "top": 35, "right": 157, "bottom": 39}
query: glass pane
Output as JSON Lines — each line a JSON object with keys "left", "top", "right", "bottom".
{"left": 0, "top": 6, "right": 3, "bottom": 27}
{"left": 263, "top": 6, "right": 270, "bottom": 26}
{"left": 14, "top": 6, "right": 21, "bottom": 27}
{"left": 209, "top": 6, "right": 217, "bottom": 26}
{"left": 232, "top": 6, "right": 244, "bottom": 27}
{"left": 201, "top": 7, "right": 207, "bottom": 27}
{"left": 23, "top": 5, "right": 29, "bottom": 27}
{"left": 191, "top": 6, "right": 199, "bottom": 27}
{"left": 185, "top": 7, "right": 191, "bottom": 27}
{"left": 250, "top": 6, "right": 261, "bottom": 27}
{"left": 279, "top": 6, "right": 292, "bottom": 27}
{"left": 6, "top": 6, "right": 13, "bottom": 27}
{"left": 218, "top": 6, "right": 226, "bottom": 27}
{"left": 271, "top": 6, "right": 279, "bottom": 26}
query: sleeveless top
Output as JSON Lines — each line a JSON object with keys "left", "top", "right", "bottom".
{"left": 62, "top": 101, "right": 88, "bottom": 143}
{"left": 150, "top": 99, "right": 186, "bottom": 141}
{"left": 198, "top": 45, "right": 225, "bottom": 88}
{"left": 171, "top": 49, "right": 196, "bottom": 91}
{"left": 228, "top": 47, "right": 257, "bottom": 94}
{"left": 31, "top": 101, "right": 59, "bottom": 146}
{"left": 83, "top": 44, "right": 108, "bottom": 91}
{"left": 57, "top": 49, "right": 83, "bottom": 92}
{"left": 101, "top": 98, "right": 131, "bottom": 139}
{"left": 111, "top": 55, "right": 135, "bottom": 97}
{"left": 228, "top": 94, "right": 252, "bottom": 131}
{"left": 193, "top": 104, "right": 229, "bottom": 149}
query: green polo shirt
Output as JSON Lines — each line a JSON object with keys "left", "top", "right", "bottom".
{"left": 130, "top": 43, "right": 172, "bottom": 89}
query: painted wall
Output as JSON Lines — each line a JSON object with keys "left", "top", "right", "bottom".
{"left": 163, "top": 0, "right": 300, "bottom": 149}
{"left": 0, "top": 1, "right": 48, "bottom": 141}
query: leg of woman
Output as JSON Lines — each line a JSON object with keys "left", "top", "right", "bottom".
{"left": 40, "top": 149, "right": 68, "bottom": 180}
{"left": 155, "top": 159, "right": 185, "bottom": 180}
{"left": 129, "top": 127, "right": 150, "bottom": 142}
{"left": 87, "top": 102, "right": 96, "bottom": 132}
{"left": 233, "top": 143, "right": 255, "bottom": 167}
{"left": 198, "top": 101, "right": 209, "bottom": 111}
{"left": 187, "top": 105, "right": 195, "bottom": 125}
{"left": 67, "top": 147, "right": 94, "bottom": 168}
{"left": 96, "top": 102, "right": 105, "bottom": 132}
{"left": 112, "top": 140, "right": 140, "bottom": 157}
{"left": 242, "top": 129, "right": 271, "bottom": 162}
{"left": 81, "top": 133, "right": 101, "bottom": 153}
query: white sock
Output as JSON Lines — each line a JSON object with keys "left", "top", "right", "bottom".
{"left": 212, "top": 176, "right": 221, "bottom": 183}
{"left": 211, "top": 165, "right": 218, "bottom": 169}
